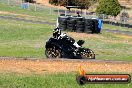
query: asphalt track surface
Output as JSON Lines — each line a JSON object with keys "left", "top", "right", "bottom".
{"left": 0, "top": 56, "right": 132, "bottom": 63}
{"left": 0, "top": 15, "right": 55, "bottom": 25}
{"left": 105, "top": 29, "right": 132, "bottom": 36}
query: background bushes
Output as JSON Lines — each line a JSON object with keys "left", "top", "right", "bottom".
{"left": 49, "top": 0, "right": 95, "bottom": 9}
{"left": 24, "top": 0, "right": 36, "bottom": 3}
{"left": 96, "top": 0, "right": 121, "bottom": 16}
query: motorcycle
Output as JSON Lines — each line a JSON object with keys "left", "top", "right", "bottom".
{"left": 45, "top": 28, "right": 95, "bottom": 59}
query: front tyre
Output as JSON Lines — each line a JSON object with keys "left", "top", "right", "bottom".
{"left": 45, "top": 47, "right": 61, "bottom": 58}
{"left": 81, "top": 48, "right": 95, "bottom": 59}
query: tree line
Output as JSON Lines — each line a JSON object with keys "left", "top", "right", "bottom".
{"left": 23, "top": 0, "right": 121, "bottom": 16}
{"left": 49, "top": 0, "right": 121, "bottom": 16}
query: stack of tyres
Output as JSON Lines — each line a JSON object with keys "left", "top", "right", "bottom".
{"left": 92, "top": 19, "right": 99, "bottom": 33}
{"left": 58, "top": 16, "right": 102, "bottom": 34}
{"left": 67, "top": 17, "right": 84, "bottom": 32}
{"left": 67, "top": 18, "right": 76, "bottom": 31}
{"left": 84, "top": 19, "right": 94, "bottom": 33}
{"left": 76, "top": 17, "right": 85, "bottom": 33}
{"left": 128, "top": 24, "right": 132, "bottom": 28}
{"left": 75, "top": 17, "right": 84, "bottom": 22}
{"left": 76, "top": 21, "right": 85, "bottom": 33}
{"left": 58, "top": 16, "right": 68, "bottom": 30}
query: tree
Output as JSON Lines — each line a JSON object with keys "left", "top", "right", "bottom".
{"left": 77, "top": 0, "right": 91, "bottom": 9}
{"left": 49, "top": 0, "right": 92, "bottom": 9}
{"left": 49, "top": 0, "right": 59, "bottom": 5}
{"left": 24, "top": 0, "right": 35, "bottom": 3}
{"left": 96, "top": 0, "right": 121, "bottom": 16}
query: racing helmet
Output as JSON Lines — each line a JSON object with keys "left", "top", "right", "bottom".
{"left": 53, "top": 27, "right": 61, "bottom": 38}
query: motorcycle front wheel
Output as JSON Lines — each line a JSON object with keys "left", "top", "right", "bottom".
{"left": 45, "top": 47, "right": 61, "bottom": 58}
{"left": 80, "top": 48, "right": 95, "bottom": 59}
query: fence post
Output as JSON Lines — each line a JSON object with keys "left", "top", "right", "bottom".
{"left": 8, "top": 0, "right": 10, "bottom": 5}
{"left": 65, "top": 10, "right": 67, "bottom": 16}
{"left": 103, "top": 14, "right": 104, "bottom": 20}
{"left": 27, "top": 2, "right": 29, "bottom": 10}
{"left": 34, "top": 3, "right": 36, "bottom": 11}
{"left": 58, "top": 8, "right": 59, "bottom": 16}
{"left": 85, "top": 9, "right": 87, "bottom": 18}
{"left": 49, "top": 7, "right": 52, "bottom": 14}
{"left": 124, "top": 18, "right": 125, "bottom": 27}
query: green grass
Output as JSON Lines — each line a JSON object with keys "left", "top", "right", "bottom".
{"left": 0, "top": 18, "right": 132, "bottom": 60}
{"left": 0, "top": 2, "right": 132, "bottom": 61}
{"left": 0, "top": 73, "right": 131, "bottom": 88}
{"left": 103, "top": 24, "right": 132, "bottom": 32}
{"left": 84, "top": 32, "right": 132, "bottom": 61}
{"left": 0, "top": 2, "right": 132, "bottom": 88}
{"left": 0, "top": 3, "right": 58, "bottom": 23}
{"left": 0, "top": 18, "right": 53, "bottom": 58}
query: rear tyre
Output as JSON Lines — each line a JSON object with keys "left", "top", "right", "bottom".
{"left": 45, "top": 47, "right": 61, "bottom": 58}
{"left": 81, "top": 48, "right": 95, "bottom": 59}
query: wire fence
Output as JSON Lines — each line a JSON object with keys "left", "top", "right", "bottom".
{"left": 0, "top": 0, "right": 132, "bottom": 29}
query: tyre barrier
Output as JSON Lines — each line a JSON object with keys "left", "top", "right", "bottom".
{"left": 67, "top": 19, "right": 76, "bottom": 31}
{"left": 58, "top": 16, "right": 69, "bottom": 30}
{"left": 76, "top": 20, "right": 85, "bottom": 33}
{"left": 93, "top": 19, "right": 100, "bottom": 33}
{"left": 58, "top": 16, "right": 102, "bottom": 34}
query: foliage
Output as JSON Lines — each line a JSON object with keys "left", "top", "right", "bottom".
{"left": 49, "top": 0, "right": 95, "bottom": 9}
{"left": 49, "top": 0, "right": 59, "bottom": 5}
{"left": 96, "top": 0, "right": 121, "bottom": 16}
{"left": 23, "top": 0, "right": 36, "bottom": 3}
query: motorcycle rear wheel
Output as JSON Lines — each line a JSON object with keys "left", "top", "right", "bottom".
{"left": 81, "top": 48, "right": 95, "bottom": 59}
{"left": 45, "top": 47, "right": 61, "bottom": 58}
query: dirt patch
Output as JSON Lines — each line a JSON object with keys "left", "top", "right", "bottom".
{"left": 0, "top": 57, "right": 132, "bottom": 74}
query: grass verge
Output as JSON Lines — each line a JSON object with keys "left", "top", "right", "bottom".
{"left": 103, "top": 24, "right": 132, "bottom": 32}
{"left": 0, "top": 3, "right": 57, "bottom": 23}
{"left": 0, "top": 73, "right": 131, "bottom": 88}
{"left": 0, "top": 18, "right": 53, "bottom": 58}
{"left": 0, "top": 18, "right": 132, "bottom": 60}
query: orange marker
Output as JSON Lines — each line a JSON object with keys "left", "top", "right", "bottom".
{"left": 78, "top": 65, "right": 86, "bottom": 76}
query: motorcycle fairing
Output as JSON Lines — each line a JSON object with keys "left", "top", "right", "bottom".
{"left": 45, "top": 38, "right": 76, "bottom": 58}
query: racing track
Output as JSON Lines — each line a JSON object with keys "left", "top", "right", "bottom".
{"left": 0, "top": 15, "right": 132, "bottom": 74}
{"left": 0, "top": 57, "right": 132, "bottom": 74}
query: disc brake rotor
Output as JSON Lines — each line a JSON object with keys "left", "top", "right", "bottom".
{"left": 81, "top": 49, "right": 95, "bottom": 59}
{"left": 46, "top": 48, "right": 61, "bottom": 58}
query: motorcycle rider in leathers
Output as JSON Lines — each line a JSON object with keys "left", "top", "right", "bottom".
{"left": 53, "top": 27, "right": 81, "bottom": 48}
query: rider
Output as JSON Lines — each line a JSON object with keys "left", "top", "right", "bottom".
{"left": 77, "top": 11, "right": 81, "bottom": 17}
{"left": 53, "top": 27, "right": 81, "bottom": 48}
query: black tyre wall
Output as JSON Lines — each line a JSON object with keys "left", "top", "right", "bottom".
{"left": 76, "top": 21, "right": 85, "bottom": 32}
{"left": 58, "top": 16, "right": 101, "bottom": 34}
{"left": 92, "top": 19, "right": 99, "bottom": 33}
{"left": 58, "top": 16, "right": 69, "bottom": 30}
